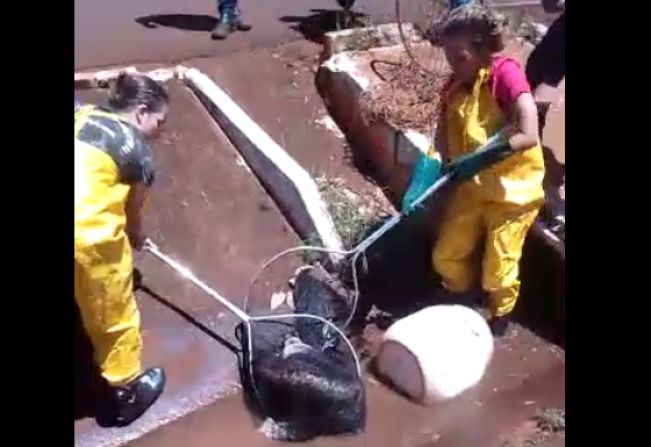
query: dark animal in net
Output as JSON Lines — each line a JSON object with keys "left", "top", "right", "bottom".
{"left": 237, "top": 267, "right": 365, "bottom": 442}
{"left": 143, "top": 240, "right": 365, "bottom": 443}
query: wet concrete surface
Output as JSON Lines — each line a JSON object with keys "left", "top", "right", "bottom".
{"left": 125, "top": 325, "right": 564, "bottom": 447}
{"left": 74, "top": 82, "right": 302, "bottom": 447}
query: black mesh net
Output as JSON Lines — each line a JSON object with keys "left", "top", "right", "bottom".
{"left": 235, "top": 267, "right": 366, "bottom": 442}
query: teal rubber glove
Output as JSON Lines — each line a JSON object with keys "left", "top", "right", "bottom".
{"left": 443, "top": 142, "right": 514, "bottom": 182}
{"left": 442, "top": 129, "right": 513, "bottom": 181}
{"left": 401, "top": 149, "right": 442, "bottom": 215}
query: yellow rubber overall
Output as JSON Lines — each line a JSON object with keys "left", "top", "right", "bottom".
{"left": 432, "top": 68, "right": 545, "bottom": 317}
{"left": 74, "top": 106, "right": 142, "bottom": 386}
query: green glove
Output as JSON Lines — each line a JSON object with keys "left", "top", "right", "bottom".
{"left": 401, "top": 148, "right": 442, "bottom": 215}
{"left": 443, "top": 129, "right": 513, "bottom": 181}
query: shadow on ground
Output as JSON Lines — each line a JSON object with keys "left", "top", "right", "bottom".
{"left": 135, "top": 14, "right": 217, "bottom": 32}
{"left": 140, "top": 285, "right": 240, "bottom": 354}
{"left": 279, "top": 9, "right": 369, "bottom": 44}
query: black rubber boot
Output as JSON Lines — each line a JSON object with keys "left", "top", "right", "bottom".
{"left": 97, "top": 367, "right": 166, "bottom": 427}
{"left": 489, "top": 315, "right": 511, "bottom": 337}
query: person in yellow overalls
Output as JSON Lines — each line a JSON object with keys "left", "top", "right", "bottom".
{"left": 405, "top": 4, "right": 544, "bottom": 336}
{"left": 75, "top": 73, "right": 168, "bottom": 426}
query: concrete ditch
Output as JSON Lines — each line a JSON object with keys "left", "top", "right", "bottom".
{"left": 74, "top": 32, "right": 565, "bottom": 445}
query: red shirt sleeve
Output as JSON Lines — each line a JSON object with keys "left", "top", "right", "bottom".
{"left": 489, "top": 57, "right": 532, "bottom": 112}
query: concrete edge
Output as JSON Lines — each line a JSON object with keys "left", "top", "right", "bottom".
{"left": 322, "top": 23, "right": 422, "bottom": 61}
{"left": 321, "top": 52, "right": 430, "bottom": 155}
{"left": 318, "top": 51, "right": 430, "bottom": 196}
{"left": 74, "top": 66, "right": 182, "bottom": 90}
{"left": 179, "top": 68, "right": 344, "bottom": 260}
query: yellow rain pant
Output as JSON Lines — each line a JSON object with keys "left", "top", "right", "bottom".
{"left": 75, "top": 107, "right": 142, "bottom": 386}
{"left": 432, "top": 67, "right": 545, "bottom": 317}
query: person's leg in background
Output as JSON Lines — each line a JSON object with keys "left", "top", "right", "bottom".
{"left": 212, "top": 0, "right": 252, "bottom": 40}
{"left": 449, "top": 0, "right": 474, "bottom": 8}
{"left": 526, "top": 13, "right": 565, "bottom": 137}
{"left": 525, "top": 13, "right": 565, "bottom": 236}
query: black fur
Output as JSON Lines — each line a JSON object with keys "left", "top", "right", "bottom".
{"left": 293, "top": 267, "right": 352, "bottom": 350}
{"left": 236, "top": 268, "right": 365, "bottom": 442}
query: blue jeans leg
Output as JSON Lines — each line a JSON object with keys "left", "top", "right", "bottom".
{"left": 218, "top": 0, "right": 239, "bottom": 21}
{"left": 449, "top": 0, "right": 475, "bottom": 9}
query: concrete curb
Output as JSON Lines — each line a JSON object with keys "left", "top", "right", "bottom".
{"left": 75, "top": 65, "right": 345, "bottom": 261}
{"left": 74, "top": 66, "right": 181, "bottom": 89}
{"left": 317, "top": 48, "right": 431, "bottom": 201}
{"left": 319, "top": 24, "right": 432, "bottom": 197}
{"left": 321, "top": 22, "right": 421, "bottom": 61}
{"left": 178, "top": 68, "right": 344, "bottom": 258}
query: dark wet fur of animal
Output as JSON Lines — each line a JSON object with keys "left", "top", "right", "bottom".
{"left": 236, "top": 268, "right": 365, "bottom": 442}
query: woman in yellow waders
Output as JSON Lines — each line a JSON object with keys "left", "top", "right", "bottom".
{"left": 404, "top": 4, "right": 545, "bottom": 336}
{"left": 75, "top": 73, "right": 168, "bottom": 426}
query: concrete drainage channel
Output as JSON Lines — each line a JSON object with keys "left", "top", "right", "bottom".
{"left": 74, "top": 31, "right": 564, "bottom": 446}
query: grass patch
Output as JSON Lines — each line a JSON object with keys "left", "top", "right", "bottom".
{"left": 316, "top": 176, "right": 389, "bottom": 250}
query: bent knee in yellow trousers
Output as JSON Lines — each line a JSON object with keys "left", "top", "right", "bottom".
{"left": 74, "top": 235, "right": 142, "bottom": 387}
{"left": 432, "top": 186, "right": 541, "bottom": 318}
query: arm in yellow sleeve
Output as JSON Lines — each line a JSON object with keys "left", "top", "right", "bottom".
{"left": 125, "top": 184, "right": 149, "bottom": 251}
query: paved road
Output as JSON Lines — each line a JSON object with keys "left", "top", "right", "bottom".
{"left": 74, "top": 0, "right": 398, "bottom": 69}
{"left": 74, "top": 0, "right": 544, "bottom": 70}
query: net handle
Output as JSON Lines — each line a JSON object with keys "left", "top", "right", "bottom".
{"left": 144, "top": 239, "right": 251, "bottom": 323}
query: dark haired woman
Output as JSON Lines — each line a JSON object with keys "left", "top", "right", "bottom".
{"left": 75, "top": 73, "right": 168, "bottom": 427}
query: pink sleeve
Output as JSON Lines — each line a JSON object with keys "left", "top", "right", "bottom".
{"left": 489, "top": 57, "right": 532, "bottom": 111}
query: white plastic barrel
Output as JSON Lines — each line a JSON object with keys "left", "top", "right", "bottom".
{"left": 376, "top": 305, "right": 494, "bottom": 404}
